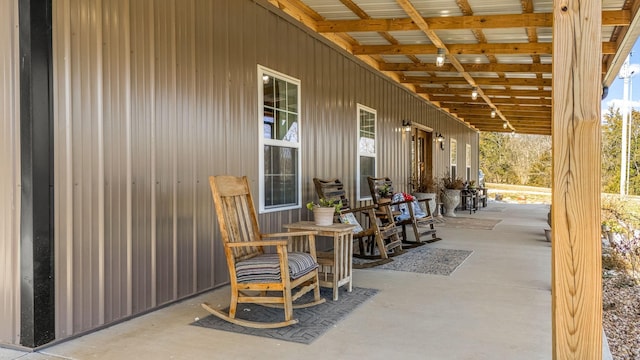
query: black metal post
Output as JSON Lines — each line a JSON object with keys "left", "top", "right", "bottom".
{"left": 19, "top": 0, "right": 55, "bottom": 348}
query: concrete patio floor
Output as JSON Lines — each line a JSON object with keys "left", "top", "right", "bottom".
{"left": 1, "top": 202, "right": 602, "bottom": 359}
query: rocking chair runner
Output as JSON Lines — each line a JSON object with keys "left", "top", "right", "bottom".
{"left": 367, "top": 176, "right": 440, "bottom": 244}
{"left": 313, "top": 178, "right": 403, "bottom": 263}
{"left": 202, "top": 175, "right": 325, "bottom": 329}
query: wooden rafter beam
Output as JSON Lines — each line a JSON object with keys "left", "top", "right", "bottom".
{"left": 452, "top": 110, "right": 551, "bottom": 124}
{"left": 316, "top": 10, "right": 629, "bottom": 32}
{"left": 380, "top": 62, "right": 552, "bottom": 73}
{"left": 434, "top": 96, "right": 551, "bottom": 106}
{"left": 352, "top": 42, "right": 617, "bottom": 55}
{"left": 449, "top": 106, "right": 551, "bottom": 119}
{"left": 401, "top": 76, "right": 552, "bottom": 87}
{"left": 449, "top": 104, "right": 551, "bottom": 111}
{"left": 417, "top": 87, "right": 550, "bottom": 97}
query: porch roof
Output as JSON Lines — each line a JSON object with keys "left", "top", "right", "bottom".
{"left": 267, "top": 0, "right": 640, "bottom": 135}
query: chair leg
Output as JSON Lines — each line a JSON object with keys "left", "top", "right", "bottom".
{"left": 229, "top": 288, "right": 239, "bottom": 319}
{"left": 373, "top": 233, "right": 389, "bottom": 259}
{"left": 283, "top": 287, "right": 294, "bottom": 322}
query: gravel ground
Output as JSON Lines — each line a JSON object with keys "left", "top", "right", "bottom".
{"left": 603, "top": 271, "right": 640, "bottom": 360}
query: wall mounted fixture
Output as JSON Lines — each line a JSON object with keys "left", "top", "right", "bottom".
{"left": 262, "top": 74, "right": 270, "bottom": 84}
{"left": 491, "top": 109, "right": 496, "bottom": 118}
{"left": 436, "top": 132, "right": 445, "bottom": 150}
{"left": 402, "top": 120, "right": 412, "bottom": 132}
{"left": 436, "top": 48, "right": 445, "bottom": 67}
{"left": 471, "top": 87, "right": 478, "bottom": 100}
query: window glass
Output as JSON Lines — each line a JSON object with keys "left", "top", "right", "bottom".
{"left": 357, "top": 104, "right": 376, "bottom": 200}
{"left": 259, "top": 66, "right": 301, "bottom": 212}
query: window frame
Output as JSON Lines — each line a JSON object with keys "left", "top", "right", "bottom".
{"left": 257, "top": 65, "right": 302, "bottom": 213}
{"left": 356, "top": 104, "right": 377, "bottom": 201}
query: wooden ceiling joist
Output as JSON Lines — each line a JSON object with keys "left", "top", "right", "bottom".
{"left": 316, "top": 10, "right": 629, "bottom": 33}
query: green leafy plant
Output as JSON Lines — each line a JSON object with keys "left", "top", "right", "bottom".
{"left": 378, "top": 183, "right": 393, "bottom": 198}
{"left": 306, "top": 198, "right": 342, "bottom": 213}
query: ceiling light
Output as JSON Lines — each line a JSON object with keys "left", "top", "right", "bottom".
{"left": 503, "top": 121, "right": 508, "bottom": 129}
{"left": 471, "top": 87, "right": 478, "bottom": 100}
{"left": 436, "top": 48, "right": 445, "bottom": 67}
{"left": 491, "top": 109, "right": 496, "bottom": 118}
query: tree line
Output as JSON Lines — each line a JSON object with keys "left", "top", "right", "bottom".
{"left": 479, "top": 106, "right": 640, "bottom": 195}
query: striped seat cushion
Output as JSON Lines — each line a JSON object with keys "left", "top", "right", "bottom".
{"left": 235, "top": 252, "right": 318, "bottom": 283}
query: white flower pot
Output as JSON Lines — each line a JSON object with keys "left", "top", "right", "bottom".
{"left": 312, "top": 206, "right": 335, "bottom": 226}
{"left": 441, "top": 189, "right": 461, "bottom": 217}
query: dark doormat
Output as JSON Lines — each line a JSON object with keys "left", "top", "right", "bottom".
{"left": 375, "top": 247, "right": 472, "bottom": 275}
{"left": 436, "top": 217, "right": 502, "bottom": 230}
{"left": 192, "top": 287, "right": 378, "bottom": 344}
{"left": 354, "top": 247, "right": 473, "bottom": 276}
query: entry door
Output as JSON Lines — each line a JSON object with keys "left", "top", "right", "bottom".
{"left": 412, "top": 128, "right": 433, "bottom": 188}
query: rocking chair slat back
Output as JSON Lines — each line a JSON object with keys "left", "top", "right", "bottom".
{"left": 210, "top": 176, "right": 263, "bottom": 261}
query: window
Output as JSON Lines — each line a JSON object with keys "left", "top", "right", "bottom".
{"left": 466, "top": 144, "right": 472, "bottom": 180}
{"left": 450, "top": 138, "right": 457, "bottom": 179}
{"left": 357, "top": 104, "right": 376, "bottom": 200}
{"left": 258, "top": 66, "right": 301, "bottom": 213}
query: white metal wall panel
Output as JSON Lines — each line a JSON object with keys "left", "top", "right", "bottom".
{"left": 0, "top": 0, "right": 21, "bottom": 346}
{"left": 51, "top": 0, "right": 479, "bottom": 340}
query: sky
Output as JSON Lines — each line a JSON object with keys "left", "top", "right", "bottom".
{"left": 602, "top": 40, "right": 640, "bottom": 115}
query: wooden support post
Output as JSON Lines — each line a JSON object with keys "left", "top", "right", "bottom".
{"left": 552, "top": 0, "right": 603, "bottom": 358}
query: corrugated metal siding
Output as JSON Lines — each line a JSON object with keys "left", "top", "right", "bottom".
{"left": 51, "top": 0, "right": 479, "bottom": 340}
{"left": 0, "top": 0, "right": 20, "bottom": 346}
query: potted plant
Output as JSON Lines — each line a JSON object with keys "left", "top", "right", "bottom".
{"left": 306, "top": 198, "right": 342, "bottom": 226}
{"left": 439, "top": 174, "right": 465, "bottom": 217}
{"left": 377, "top": 183, "right": 393, "bottom": 199}
{"left": 411, "top": 174, "right": 438, "bottom": 216}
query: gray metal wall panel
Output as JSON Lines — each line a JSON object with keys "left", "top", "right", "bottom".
{"left": 51, "top": 0, "right": 479, "bottom": 340}
{"left": 0, "top": 0, "right": 20, "bottom": 346}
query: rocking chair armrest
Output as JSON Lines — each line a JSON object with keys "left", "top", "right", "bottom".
{"left": 226, "top": 240, "right": 289, "bottom": 248}
{"left": 415, "top": 197, "right": 433, "bottom": 204}
{"left": 262, "top": 231, "right": 318, "bottom": 238}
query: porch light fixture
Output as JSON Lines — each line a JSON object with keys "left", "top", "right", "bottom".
{"left": 436, "top": 132, "right": 445, "bottom": 150}
{"left": 490, "top": 109, "right": 496, "bottom": 118}
{"left": 471, "top": 87, "right": 478, "bottom": 100}
{"left": 503, "top": 121, "right": 508, "bottom": 129}
{"left": 436, "top": 48, "right": 445, "bottom": 67}
{"left": 402, "top": 120, "right": 412, "bottom": 132}
{"left": 262, "top": 74, "right": 270, "bottom": 84}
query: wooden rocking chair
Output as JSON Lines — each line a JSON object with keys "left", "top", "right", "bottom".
{"left": 313, "top": 178, "right": 403, "bottom": 265}
{"left": 202, "top": 175, "right": 326, "bottom": 328}
{"left": 367, "top": 176, "right": 440, "bottom": 244}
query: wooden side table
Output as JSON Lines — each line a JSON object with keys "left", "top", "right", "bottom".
{"left": 283, "top": 221, "right": 355, "bottom": 301}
